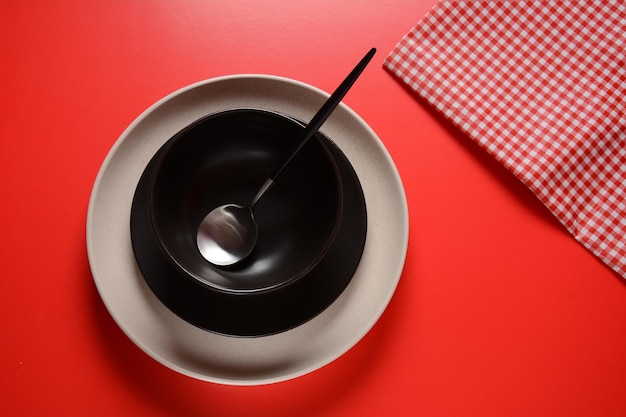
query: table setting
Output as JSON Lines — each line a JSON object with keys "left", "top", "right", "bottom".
{"left": 2, "top": 1, "right": 625, "bottom": 416}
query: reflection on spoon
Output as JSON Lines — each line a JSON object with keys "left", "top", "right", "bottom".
{"left": 196, "top": 47, "right": 376, "bottom": 267}
{"left": 196, "top": 178, "right": 272, "bottom": 266}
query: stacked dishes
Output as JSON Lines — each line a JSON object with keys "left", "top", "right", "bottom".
{"left": 131, "top": 108, "right": 366, "bottom": 336}
{"left": 87, "top": 75, "right": 408, "bottom": 385}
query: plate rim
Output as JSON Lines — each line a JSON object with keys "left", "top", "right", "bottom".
{"left": 86, "top": 74, "right": 409, "bottom": 385}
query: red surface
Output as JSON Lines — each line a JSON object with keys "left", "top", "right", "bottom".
{"left": 2, "top": 1, "right": 625, "bottom": 416}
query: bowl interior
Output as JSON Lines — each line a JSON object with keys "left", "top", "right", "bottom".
{"left": 148, "top": 109, "right": 342, "bottom": 292}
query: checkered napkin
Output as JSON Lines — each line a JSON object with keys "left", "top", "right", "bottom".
{"left": 384, "top": 1, "right": 626, "bottom": 278}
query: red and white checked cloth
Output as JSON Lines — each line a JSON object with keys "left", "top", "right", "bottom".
{"left": 385, "top": 0, "right": 626, "bottom": 278}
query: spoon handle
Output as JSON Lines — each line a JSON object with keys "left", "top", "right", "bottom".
{"left": 269, "top": 47, "right": 376, "bottom": 181}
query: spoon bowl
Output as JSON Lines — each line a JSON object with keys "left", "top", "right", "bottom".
{"left": 196, "top": 204, "right": 257, "bottom": 266}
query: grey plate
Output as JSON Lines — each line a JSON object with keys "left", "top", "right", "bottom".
{"left": 86, "top": 75, "right": 408, "bottom": 385}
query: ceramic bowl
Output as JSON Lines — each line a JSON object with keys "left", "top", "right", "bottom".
{"left": 147, "top": 108, "right": 343, "bottom": 293}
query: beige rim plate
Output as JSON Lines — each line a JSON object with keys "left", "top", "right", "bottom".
{"left": 86, "top": 75, "right": 408, "bottom": 385}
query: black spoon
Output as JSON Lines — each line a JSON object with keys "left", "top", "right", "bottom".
{"left": 196, "top": 47, "right": 376, "bottom": 266}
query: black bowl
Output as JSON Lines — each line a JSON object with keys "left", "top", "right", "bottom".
{"left": 130, "top": 114, "right": 367, "bottom": 336}
{"left": 148, "top": 109, "right": 343, "bottom": 293}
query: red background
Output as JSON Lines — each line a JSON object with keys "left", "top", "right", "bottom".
{"left": 2, "top": 1, "right": 625, "bottom": 416}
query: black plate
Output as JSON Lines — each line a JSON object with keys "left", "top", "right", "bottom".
{"left": 130, "top": 117, "right": 367, "bottom": 337}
